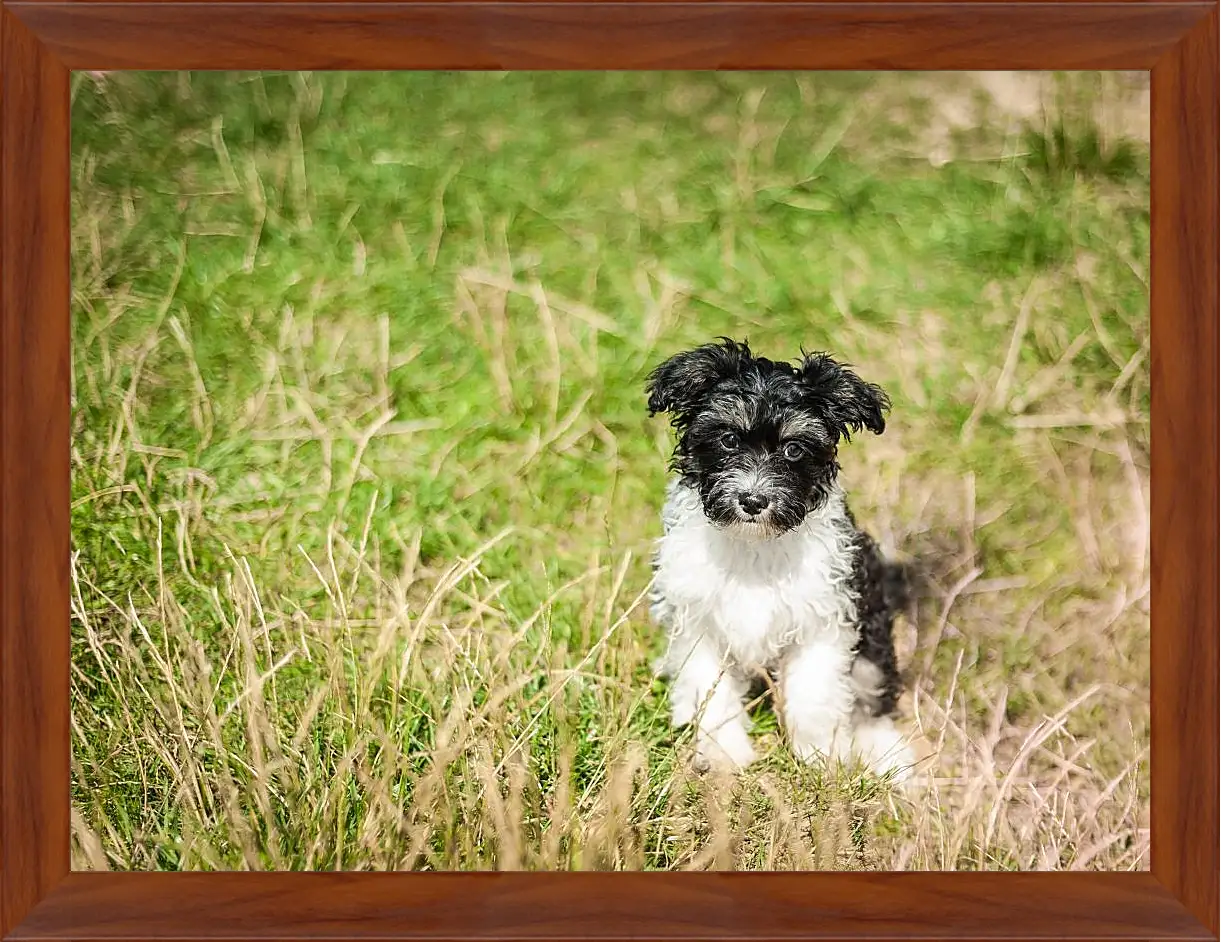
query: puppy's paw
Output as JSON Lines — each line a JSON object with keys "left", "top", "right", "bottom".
{"left": 869, "top": 742, "right": 917, "bottom": 785}
{"left": 789, "top": 728, "right": 849, "bottom": 767}
{"left": 852, "top": 716, "right": 928, "bottom": 789}
{"left": 790, "top": 739, "right": 828, "bottom": 766}
{"left": 670, "top": 695, "right": 700, "bottom": 729}
{"left": 693, "top": 727, "right": 757, "bottom": 772}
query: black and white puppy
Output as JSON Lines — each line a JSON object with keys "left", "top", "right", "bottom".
{"left": 646, "top": 338, "right": 914, "bottom": 778}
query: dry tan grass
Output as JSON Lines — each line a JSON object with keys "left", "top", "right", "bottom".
{"left": 70, "top": 298, "right": 1150, "bottom": 871}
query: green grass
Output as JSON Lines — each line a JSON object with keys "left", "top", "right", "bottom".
{"left": 70, "top": 70, "right": 1150, "bottom": 871}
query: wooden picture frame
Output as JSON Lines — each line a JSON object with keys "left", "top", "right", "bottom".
{"left": 2, "top": 2, "right": 1216, "bottom": 939}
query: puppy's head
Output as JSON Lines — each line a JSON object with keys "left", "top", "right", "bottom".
{"left": 646, "top": 338, "right": 889, "bottom": 536}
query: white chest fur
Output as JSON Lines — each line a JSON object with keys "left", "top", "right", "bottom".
{"left": 652, "top": 481, "right": 859, "bottom": 668}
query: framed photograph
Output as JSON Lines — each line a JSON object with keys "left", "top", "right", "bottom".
{"left": 2, "top": 1, "right": 1215, "bottom": 940}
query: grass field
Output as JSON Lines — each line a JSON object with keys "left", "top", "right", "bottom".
{"left": 70, "top": 70, "right": 1151, "bottom": 871}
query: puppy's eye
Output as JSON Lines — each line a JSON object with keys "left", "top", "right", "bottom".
{"left": 781, "top": 441, "right": 806, "bottom": 461}
{"left": 718, "top": 432, "right": 739, "bottom": 449}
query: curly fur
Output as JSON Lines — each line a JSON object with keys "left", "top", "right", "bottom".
{"left": 646, "top": 339, "right": 914, "bottom": 778}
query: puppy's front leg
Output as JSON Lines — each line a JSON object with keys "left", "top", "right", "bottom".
{"left": 780, "top": 637, "right": 856, "bottom": 764}
{"left": 666, "top": 632, "right": 756, "bottom": 771}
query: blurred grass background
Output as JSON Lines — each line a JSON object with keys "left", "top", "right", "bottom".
{"left": 70, "top": 70, "right": 1150, "bottom": 871}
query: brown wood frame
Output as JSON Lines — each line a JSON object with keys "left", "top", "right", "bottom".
{"left": 2, "top": 1, "right": 1216, "bottom": 939}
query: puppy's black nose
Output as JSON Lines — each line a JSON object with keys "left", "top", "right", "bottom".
{"left": 738, "top": 493, "right": 770, "bottom": 516}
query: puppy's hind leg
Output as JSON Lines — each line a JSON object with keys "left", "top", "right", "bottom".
{"left": 846, "top": 547, "right": 922, "bottom": 784}
{"left": 665, "top": 632, "right": 756, "bottom": 771}
{"left": 849, "top": 712, "right": 918, "bottom": 783}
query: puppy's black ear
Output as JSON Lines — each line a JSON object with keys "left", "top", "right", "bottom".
{"left": 646, "top": 338, "right": 752, "bottom": 417}
{"left": 798, "top": 352, "right": 890, "bottom": 440}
